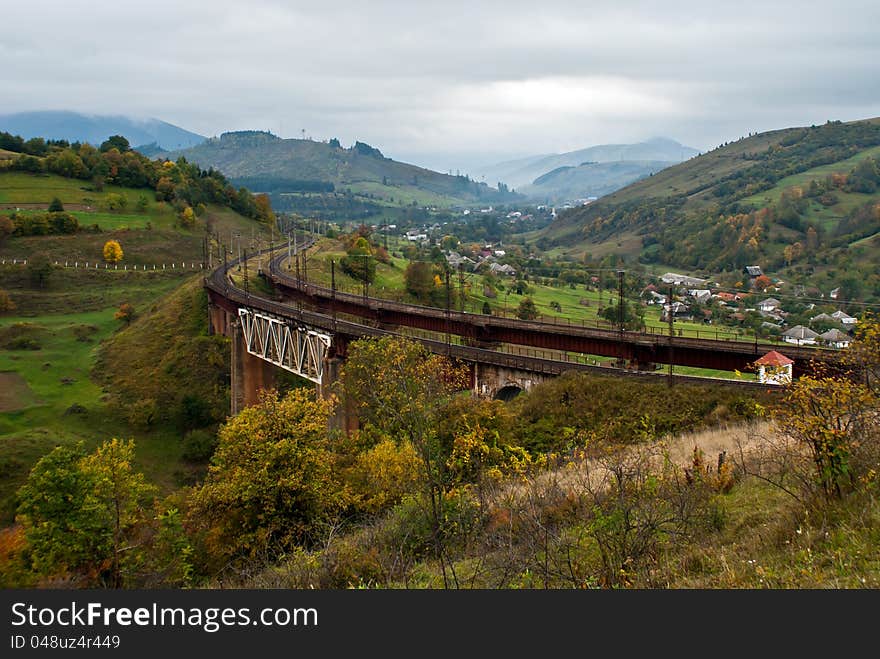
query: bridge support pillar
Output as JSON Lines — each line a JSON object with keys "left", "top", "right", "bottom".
{"left": 321, "top": 356, "right": 358, "bottom": 434}
{"left": 208, "top": 303, "right": 228, "bottom": 337}
{"left": 231, "top": 319, "right": 277, "bottom": 415}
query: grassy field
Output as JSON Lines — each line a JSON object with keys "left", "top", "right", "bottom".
{"left": 294, "top": 238, "right": 762, "bottom": 344}
{"left": 0, "top": 305, "right": 197, "bottom": 523}
{"left": 0, "top": 172, "right": 271, "bottom": 525}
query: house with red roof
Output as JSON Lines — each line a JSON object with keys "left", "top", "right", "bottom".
{"left": 754, "top": 350, "right": 794, "bottom": 385}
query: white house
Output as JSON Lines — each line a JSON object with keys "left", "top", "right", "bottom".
{"left": 820, "top": 328, "right": 851, "bottom": 349}
{"left": 754, "top": 350, "right": 794, "bottom": 385}
{"left": 405, "top": 229, "right": 427, "bottom": 242}
{"left": 489, "top": 262, "right": 516, "bottom": 277}
{"left": 688, "top": 289, "right": 712, "bottom": 303}
{"left": 782, "top": 325, "right": 819, "bottom": 345}
{"left": 809, "top": 312, "right": 835, "bottom": 325}
{"left": 661, "top": 272, "right": 708, "bottom": 287}
{"left": 758, "top": 298, "right": 781, "bottom": 312}
{"left": 831, "top": 310, "right": 858, "bottom": 326}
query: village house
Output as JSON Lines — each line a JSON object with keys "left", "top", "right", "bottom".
{"left": 660, "top": 272, "right": 708, "bottom": 287}
{"left": 405, "top": 229, "right": 428, "bottom": 242}
{"left": 809, "top": 312, "right": 836, "bottom": 325}
{"left": 687, "top": 289, "right": 712, "bottom": 304}
{"left": 743, "top": 265, "right": 763, "bottom": 280}
{"left": 488, "top": 262, "right": 516, "bottom": 277}
{"left": 754, "top": 350, "right": 793, "bottom": 385}
{"left": 757, "top": 297, "right": 781, "bottom": 312}
{"left": 820, "top": 328, "right": 852, "bottom": 349}
{"left": 713, "top": 291, "right": 742, "bottom": 303}
{"left": 445, "top": 252, "right": 476, "bottom": 270}
{"left": 831, "top": 310, "right": 858, "bottom": 326}
{"left": 662, "top": 301, "right": 692, "bottom": 322}
{"left": 782, "top": 325, "right": 819, "bottom": 345}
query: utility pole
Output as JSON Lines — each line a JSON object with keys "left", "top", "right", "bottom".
{"left": 242, "top": 249, "right": 250, "bottom": 300}
{"left": 362, "top": 254, "right": 369, "bottom": 303}
{"left": 617, "top": 269, "right": 625, "bottom": 368}
{"left": 331, "top": 259, "right": 337, "bottom": 331}
{"left": 458, "top": 263, "right": 465, "bottom": 313}
{"left": 223, "top": 243, "right": 228, "bottom": 295}
{"left": 445, "top": 269, "right": 452, "bottom": 354}
{"left": 667, "top": 285, "right": 675, "bottom": 387}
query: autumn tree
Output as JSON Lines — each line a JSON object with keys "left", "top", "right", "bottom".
{"left": 188, "top": 389, "right": 346, "bottom": 569}
{"left": 253, "top": 193, "right": 275, "bottom": 224}
{"left": 0, "top": 214, "right": 13, "bottom": 244}
{"left": 338, "top": 337, "right": 469, "bottom": 587}
{"left": 178, "top": 205, "right": 196, "bottom": 229}
{"left": 773, "top": 370, "right": 876, "bottom": 500}
{"left": 0, "top": 289, "right": 14, "bottom": 314}
{"left": 753, "top": 274, "right": 772, "bottom": 291}
{"left": 103, "top": 239, "right": 123, "bottom": 263}
{"left": 843, "top": 313, "right": 880, "bottom": 392}
{"left": 114, "top": 302, "right": 135, "bottom": 325}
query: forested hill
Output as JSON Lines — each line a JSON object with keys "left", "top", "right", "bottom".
{"left": 0, "top": 130, "right": 274, "bottom": 223}
{"left": 543, "top": 118, "right": 880, "bottom": 290}
{"left": 163, "top": 131, "right": 521, "bottom": 206}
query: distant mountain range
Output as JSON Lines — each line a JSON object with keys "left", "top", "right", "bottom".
{"left": 162, "top": 131, "right": 520, "bottom": 207}
{"left": 0, "top": 111, "right": 206, "bottom": 151}
{"left": 476, "top": 138, "right": 699, "bottom": 192}
{"left": 520, "top": 160, "right": 677, "bottom": 203}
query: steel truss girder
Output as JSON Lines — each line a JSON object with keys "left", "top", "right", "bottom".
{"left": 238, "top": 308, "right": 331, "bottom": 384}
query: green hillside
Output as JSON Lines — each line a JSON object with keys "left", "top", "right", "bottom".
{"left": 541, "top": 118, "right": 880, "bottom": 300}
{"left": 165, "top": 131, "right": 521, "bottom": 210}
{"left": 0, "top": 169, "right": 271, "bottom": 525}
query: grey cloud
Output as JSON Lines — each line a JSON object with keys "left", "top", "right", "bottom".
{"left": 1, "top": 0, "right": 879, "bottom": 172}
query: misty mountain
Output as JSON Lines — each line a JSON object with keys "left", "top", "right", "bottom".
{"left": 163, "top": 131, "right": 520, "bottom": 206}
{"left": 0, "top": 111, "right": 206, "bottom": 151}
{"left": 519, "top": 160, "right": 675, "bottom": 203}
{"left": 476, "top": 138, "right": 699, "bottom": 190}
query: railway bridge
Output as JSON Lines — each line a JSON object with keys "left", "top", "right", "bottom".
{"left": 205, "top": 245, "right": 807, "bottom": 417}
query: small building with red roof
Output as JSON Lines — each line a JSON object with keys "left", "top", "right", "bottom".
{"left": 754, "top": 350, "right": 794, "bottom": 385}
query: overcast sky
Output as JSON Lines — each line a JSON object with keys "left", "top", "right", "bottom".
{"left": 2, "top": 0, "right": 879, "bottom": 174}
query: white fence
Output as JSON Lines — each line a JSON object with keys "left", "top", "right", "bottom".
{"left": 1, "top": 258, "right": 205, "bottom": 271}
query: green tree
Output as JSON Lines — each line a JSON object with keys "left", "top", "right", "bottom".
{"left": 404, "top": 261, "right": 435, "bottom": 303}
{"left": 15, "top": 444, "right": 108, "bottom": 579}
{"left": 600, "top": 299, "right": 645, "bottom": 330}
{"left": 188, "top": 389, "right": 346, "bottom": 568}
{"left": 15, "top": 441, "right": 153, "bottom": 585}
{"left": 48, "top": 197, "right": 64, "bottom": 212}
{"left": 516, "top": 297, "right": 538, "bottom": 320}
{"left": 27, "top": 253, "right": 53, "bottom": 289}
{"left": 482, "top": 300, "right": 492, "bottom": 315}
{"left": 100, "top": 135, "right": 131, "bottom": 153}
{"left": 104, "top": 193, "right": 127, "bottom": 211}
{"left": 79, "top": 439, "right": 155, "bottom": 587}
